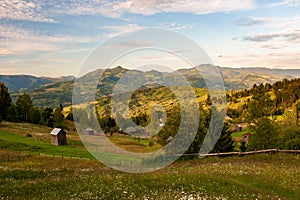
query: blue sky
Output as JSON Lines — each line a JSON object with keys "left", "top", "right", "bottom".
{"left": 1, "top": 0, "right": 300, "bottom": 76}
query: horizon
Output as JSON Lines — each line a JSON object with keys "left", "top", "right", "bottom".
{"left": 1, "top": 1, "right": 300, "bottom": 77}
{"left": 1, "top": 65, "right": 300, "bottom": 78}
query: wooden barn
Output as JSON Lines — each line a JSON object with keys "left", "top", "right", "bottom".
{"left": 242, "top": 133, "right": 251, "bottom": 142}
{"left": 84, "top": 128, "right": 94, "bottom": 135}
{"left": 50, "top": 128, "right": 67, "bottom": 146}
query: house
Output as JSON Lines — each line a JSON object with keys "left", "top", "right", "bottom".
{"left": 84, "top": 128, "right": 94, "bottom": 135}
{"left": 123, "top": 127, "right": 148, "bottom": 137}
{"left": 236, "top": 124, "right": 242, "bottom": 132}
{"left": 124, "top": 127, "right": 137, "bottom": 135}
{"left": 242, "top": 133, "right": 251, "bottom": 142}
{"left": 50, "top": 128, "right": 67, "bottom": 146}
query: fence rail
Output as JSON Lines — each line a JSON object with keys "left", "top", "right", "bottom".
{"left": 176, "top": 149, "right": 300, "bottom": 157}
{"left": 0, "top": 149, "right": 299, "bottom": 162}
{"left": 0, "top": 154, "right": 32, "bottom": 162}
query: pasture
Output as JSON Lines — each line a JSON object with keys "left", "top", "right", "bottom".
{"left": 1, "top": 152, "right": 299, "bottom": 199}
{"left": 0, "top": 122, "right": 299, "bottom": 199}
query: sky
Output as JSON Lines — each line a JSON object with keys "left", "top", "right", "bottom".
{"left": 1, "top": 0, "right": 300, "bottom": 77}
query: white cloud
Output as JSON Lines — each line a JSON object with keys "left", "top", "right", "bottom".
{"left": 0, "top": 0, "right": 255, "bottom": 22}
{"left": 268, "top": 0, "right": 300, "bottom": 7}
{"left": 49, "top": 0, "right": 254, "bottom": 18}
{"left": 234, "top": 29, "right": 300, "bottom": 49}
{"left": 236, "top": 16, "right": 300, "bottom": 28}
{"left": 158, "top": 22, "right": 194, "bottom": 31}
{"left": 99, "top": 24, "right": 144, "bottom": 38}
{"left": 215, "top": 51, "right": 300, "bottom": 69}
{"left": 0, "top": 0, "right": 56, "bottom": 23}
{"left": 0, "top": 24, "right": 101, "bottom": 55}
{"left": 97, "top": 0, "right": 254, "bottom": 18}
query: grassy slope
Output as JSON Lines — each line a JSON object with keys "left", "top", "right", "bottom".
{"left": 0, "top": 152, "right": 299, "bottom": 199}
{"left": 0, "top": 129, "right": 94, "bottom": 159}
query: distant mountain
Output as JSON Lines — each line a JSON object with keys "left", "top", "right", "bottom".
{"left": 0, "top": 74, "right": 75, "bottom": 92}
{"left": 220, "top": 67, "right": 297, "bottom": 89}
{"left": 5, "top": 65, "right": 300, "bottom": 108}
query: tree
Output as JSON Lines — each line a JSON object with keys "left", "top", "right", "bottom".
{"left": 28, "top": 107, "right": 41, "bottom": 124}
{"left": 16, "top": 93, "right": 33, "bottom": 122}
{"left": 185, "top": 106, "right": 209, "bottom": 154}
{"left": 0, "top": 82, "right": 12, "bottom": 120}
{"left": 248, "top": 117, "right": 278, "bottom": 150}
{"left": 211, "top": 122, "right": 234, "bottom": 153}
{"left": 53, "top": 107, "right": 64, "bottom": 128}
{"left": 6, "top": 104, "right": 18, "bottom": 122}
{"left": 246, "top": 90, "right": 278, "bottom": 150}
{"left": 66, "top": 111, "right": 74, "bottom": 121}
{"left": 246, "top": 91, "right": 275, "bottom": 122}
{"left": 240, "top": 141, "right": 247, "bottom": 152}
{"left": 41, "top": 107, "right": 53, "bottom": 126}
{"left": 279, "top": 125, "right": 300, "bottom": 150}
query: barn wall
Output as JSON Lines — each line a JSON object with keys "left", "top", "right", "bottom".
{"left": 51, "top": 135, "right": 58, "bottom": 146}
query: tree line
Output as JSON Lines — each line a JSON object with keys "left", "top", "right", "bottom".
{"left": 227, "top": 79, "right": 300, "bottom": 151}
{"left": 0, "top": 82, "right": 65, "bottom": 128}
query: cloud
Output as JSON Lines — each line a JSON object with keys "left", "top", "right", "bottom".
{"left": 0, "top": 0, "right": 255, "bottom": 22}
{"left": 0, "top": 24, "right": 101, "bottom": 55}
{"left": 0, "top": 0, "right": 56, "bottom": 23}
{"left": 234, "top": 29, "right": 300, "bottom": 49}
{"left": 100, "top": 0, "right": 254, "bottom": 18}
{"left": 158, "top": 22, "right": 194, "bottom": 31}
{"left": 242, "top": 30, "right": 300, "bottom": 43}
{"left": 49, "top": 0, "right": 254, "bottom": 18}
{"left": 215, "top": 51, "right": 300, "bottom": 69}
{"left": 236, "top": 16, "right": 300, "bottom": 27}
{"left": 268, "top": 0, "right": 300, "bottom": 7}
{"left": 99, "top": 24, "right": 144, "bottom": 38}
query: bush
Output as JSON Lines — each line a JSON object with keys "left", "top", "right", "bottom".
{"left": 285, "top": 139, "right": 300, "bottom": 150}
{"left": 148, "top": 141, "right": 155, "bottom": 147}
{"left": 240, "top": 141, "right": 247, "bottom": 152}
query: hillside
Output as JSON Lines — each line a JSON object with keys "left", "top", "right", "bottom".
{"left": 6, "top": 66, "right": 300, "bottom": 107}
{"left": 0, "top": 74, "right": 75, "bottom": 92}
{"left": 221, "top": 67, "right": 296, "bottom": 89}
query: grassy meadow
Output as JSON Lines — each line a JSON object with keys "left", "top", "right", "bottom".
{"left": 1, "top": 151, "right": 299, "bottom": 199}
{"left": 0, "top": 122, "right": 299, "bottom": 199}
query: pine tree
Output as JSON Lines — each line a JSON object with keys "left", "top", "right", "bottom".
{"left": 16, "top": 93, "right": 33, "bottom": 122}
{"left": 0, "top": 82, "right": 12, "bottom": 120}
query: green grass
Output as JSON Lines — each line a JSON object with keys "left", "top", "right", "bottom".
{"left": 0, "top": 129, "right": 94, "bottom": 159}
{"left": 0, "top": 153, "right": 299, "bottom": 199}
{"left": 231, "top": 127, "right": 251, "bottom": 138}
{"left": 0, "top": 130, "right": 149, "bottom": 164}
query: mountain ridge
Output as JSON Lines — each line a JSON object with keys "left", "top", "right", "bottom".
{"left": 3, "top": 65, "right": 300, "bottom": 108}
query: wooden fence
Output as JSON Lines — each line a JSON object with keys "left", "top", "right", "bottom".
{"left": 0, "top": 154, "right": 32, "bottom": 162}
{"left": 176, "top": 149, "right": 300, "bottom": 157}
{"left": 0, "top": 149, "right": 299, "bottom": 162}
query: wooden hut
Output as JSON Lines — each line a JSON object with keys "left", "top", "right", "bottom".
{"left": 235, "top": 124, "right": 243, "bottom": 132}
{"left": 84, "top": 128, "right": 94, "bottom": 135}
{"left": 50, "top": 128, "right": 67, "bottom": 146}
{"left": 242, "top": 133, "right": 251, "bottom": 142}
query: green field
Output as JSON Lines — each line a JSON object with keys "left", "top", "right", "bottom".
{"left": 1, "top": 125, "right": 300, "bottom": 199}
{"left": 1, "top": 152, "right": 299, "bottom": 199}
{"left": 0, "top": 129, "right": 94, "bottom": 159}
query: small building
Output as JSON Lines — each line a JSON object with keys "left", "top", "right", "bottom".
{"left": 50, "top": 128, "right": 67, "bottom": 146}
{"left": 84, "top": 128, "right": 94, "bottom": 135}
{"left": 124, "top": 127, "right": 137, "bottom": 135}
{"left": 242, "top": 133, "right": 251, "bottom": 142}
{"left": 236, "top": 124, "right": 243, "bottom": 132}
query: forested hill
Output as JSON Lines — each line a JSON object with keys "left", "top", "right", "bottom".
{"left": 0, "top": 75, "right": 75, "bottom": 92}
{"left": 4, "top": 66, "right": 300, "bottom": 108}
